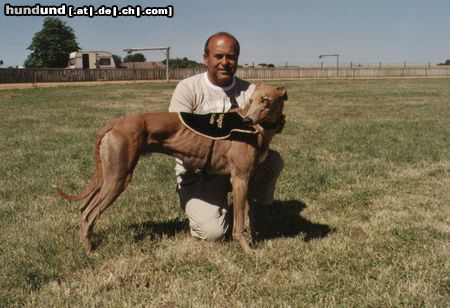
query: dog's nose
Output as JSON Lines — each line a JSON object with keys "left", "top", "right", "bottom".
{"left": 242, "top": 117, "right": 253, "bottom": 125}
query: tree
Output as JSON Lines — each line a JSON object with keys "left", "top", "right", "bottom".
{"left": 258, "top": 63, "right": 275, "bottom": 67}
{"left": 25, "top": 17, "right": 80, "bottom": 68}
{"left": 123, "top": 53, "right": 146, "bottom": 62}
{"left": 164, "top": 57, "right": 205, "bottom": 68}
{"left": 437, "top": 59, "right": 450, "bottom": 66}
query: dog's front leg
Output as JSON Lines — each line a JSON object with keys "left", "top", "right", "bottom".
{"left": 246, "top": 178, "right": 256, "bottom": 240}
{"left": 231, "top": 175, "right": 253, "bottom": 253}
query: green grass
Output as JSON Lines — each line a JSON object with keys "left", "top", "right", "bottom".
{"left": 0, "top": 79, "right": 449, "bottom": 306}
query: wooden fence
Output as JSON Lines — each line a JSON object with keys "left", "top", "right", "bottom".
{"left": 1, "top": 67, "right": 450, "bottom": 83}
{"left": 237, "top": 67, "right": 450, "bottom": 79}
{"left": 0, "top": 68, "right": 166, "bottom": 83}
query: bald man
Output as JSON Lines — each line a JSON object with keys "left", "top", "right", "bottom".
{"left": 169, "top": 32, "right": 284, "bottom": 241}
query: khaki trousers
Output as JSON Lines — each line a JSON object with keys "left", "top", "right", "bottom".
{"left": 177, "top": 150, "right": 284, "bottom": 241}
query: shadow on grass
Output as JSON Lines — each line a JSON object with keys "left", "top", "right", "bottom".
{"left": 253, "top": 200, "right": 334, "bottom": 242}
{"left": 129, "top": 218, "right": 188, "bottom": 241}
{"left": 127, "top": 200, "right": 332, "bottom": 244}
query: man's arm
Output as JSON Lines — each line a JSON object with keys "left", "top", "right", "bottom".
{"left": 169, "top": 81, "right": 195, "bottom": 113}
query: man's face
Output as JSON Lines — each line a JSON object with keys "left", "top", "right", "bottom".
{"left": 203, "top": 35, "right": 239, "bottom": 87}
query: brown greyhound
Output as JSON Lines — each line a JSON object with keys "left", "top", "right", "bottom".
{"left": 53, "top": 84, "right": 287, "bottom": 253}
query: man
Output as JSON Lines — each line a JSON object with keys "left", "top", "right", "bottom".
{"left": 169, "top": 32, "right": 283, "bottom": 241}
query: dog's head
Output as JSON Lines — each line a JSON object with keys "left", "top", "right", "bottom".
{"left": 243, "top": 84, "right": 287, "bottom": 131}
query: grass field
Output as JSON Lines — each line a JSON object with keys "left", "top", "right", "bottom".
{"left": 0, "top": 78, "right": 449, "bottom": 306}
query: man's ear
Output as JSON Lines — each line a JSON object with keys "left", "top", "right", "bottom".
{"left": 203, "top": 53, "right": 208, "bottom": 65}
{"left": 277, "top": 87, "right": 288, "bottom": 100}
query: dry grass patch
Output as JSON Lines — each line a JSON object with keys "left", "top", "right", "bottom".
{"left": 0, "top": 78, "right": 449, "bottom": 306}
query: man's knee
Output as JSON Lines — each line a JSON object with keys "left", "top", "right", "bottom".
{"left": 190, "top": 217, "right": 229, "bottom": 241}
{"left": 252, "top": 150, "right": 284, "bottom": 205}
{"left": 180, "top": 188, "right": 230, "bottom": 242}
{"left": 261, "top": 150, "right": 284, "bottom": 177}
{"left": 267, "top": 150, "right": 284, "bottom": 173}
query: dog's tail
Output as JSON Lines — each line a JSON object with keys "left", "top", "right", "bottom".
{"left": 52, "top": 125, "right": 111, "bottom": 201}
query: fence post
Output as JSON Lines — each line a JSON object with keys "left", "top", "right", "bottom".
{"left": 33, "top": 70, "right": 37, "bottom": 88}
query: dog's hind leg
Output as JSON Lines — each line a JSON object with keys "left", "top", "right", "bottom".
{"left": 80, "top": 176, "right": 130, "bottom": 251}
{"left": 79, "top": 191, "right": 101, "bottom": 251}
{"left": 79, "top": 130, "right": 138, "bottom": 252}
{"left": 79, "top": 187, "right": 100, "bottom": 213}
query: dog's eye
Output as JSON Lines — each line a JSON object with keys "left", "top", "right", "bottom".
{"left": 262, "top": 98, "right": 270, "bottom": 105}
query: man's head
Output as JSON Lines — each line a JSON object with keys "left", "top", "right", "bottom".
{"left": 203, "top": 32, "right": 240, "bottom": 87}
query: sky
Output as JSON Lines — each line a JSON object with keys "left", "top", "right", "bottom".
{"left": 1, "top": 0, "right": 450, "bottom": 67}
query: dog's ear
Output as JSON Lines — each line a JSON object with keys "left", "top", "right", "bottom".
{"left": 277, "top": 87, "right": 288, "bottom": 101}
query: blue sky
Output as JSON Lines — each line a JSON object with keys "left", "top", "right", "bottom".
{"left": 1, "top": 0, "right": 450, "bottom": 67}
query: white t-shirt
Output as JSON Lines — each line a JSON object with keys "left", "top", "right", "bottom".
{"left": 169, "top": 72, "right": 256, "bottom": 181}
{"left": 169, "top": 72, "right": 256, "bottom": 114}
